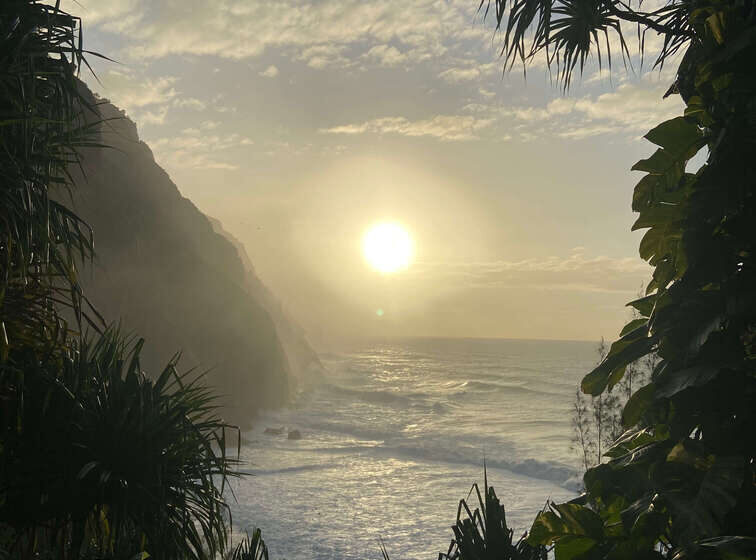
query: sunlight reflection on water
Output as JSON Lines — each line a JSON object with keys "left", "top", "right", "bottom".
{"left": 228, "top": 338, "right": 594, "bottom": 560}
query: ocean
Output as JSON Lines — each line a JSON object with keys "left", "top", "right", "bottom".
{"left": 228, "top": 337, "right": 598, "bottom": 560}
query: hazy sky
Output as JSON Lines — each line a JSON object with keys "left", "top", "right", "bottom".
{"left": 67, "top": 0, "right": 684, "bottom": 343}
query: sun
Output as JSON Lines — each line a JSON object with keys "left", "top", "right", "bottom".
{"left": 362, "top": 222, "right": 414, "bottom": 274}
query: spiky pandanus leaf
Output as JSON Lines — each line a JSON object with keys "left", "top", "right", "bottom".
{"left": 440, "top": 468, "right": 547, "bottom": 560}
{"left": 231, "top": 529, "right": 268, "bottom": 560}
{"left": 2, "top": 329, "right": 241, "bottom": 559}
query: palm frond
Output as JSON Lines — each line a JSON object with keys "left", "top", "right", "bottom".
{"left": 479, "top": 0, "right": 694, "bottom": 88}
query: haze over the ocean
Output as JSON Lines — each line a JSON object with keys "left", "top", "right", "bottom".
{"left": 68, "top": 0, "right": 683, "bottom": 343}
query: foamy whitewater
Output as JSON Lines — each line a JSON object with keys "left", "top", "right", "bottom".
{"left": 228, "top": 338, "right": 597, "bottom": 560}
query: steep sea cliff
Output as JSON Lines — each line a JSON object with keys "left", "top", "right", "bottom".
{"left": 68, "top": 85, "right": 318, "bottom": 425}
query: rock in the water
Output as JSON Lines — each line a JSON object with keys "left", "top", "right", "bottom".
{"left": 264, "top": 427, "right": 285, "bottom": 436}
{"left": 287, "top": 429, "right": 302, "bottom": 440}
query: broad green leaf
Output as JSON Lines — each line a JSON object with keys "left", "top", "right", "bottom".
{"left": 626, "top": 294, "right": 656, "bottom": 317}
{"left": 620, "top": 319, "right": 647, "bottom": 337}
{"left": 632, "top": 204, "right": 682, "bottom": 231}
{"left": 705, "top": 12, "right": 725, "bottom": 45}
{"left": 631, "top": 508, "right": 667, "bottom": 539}
{"left": 654, "top": 364, "right": 720, "bottom": 399}
{"left": 583, "top": 463, "right": 613, "bottom": 496}
{"left": 555, "top": 535, "right": 597, "bottom": 560}
{"left": 582, "top": 329, "right": 653, "bottom": 396}
{"left": 618, "top": 493, "right": 655, "bottom": 529}
{"left": 683, "top": 96, "right": 713, "bottom": 126}
{"left": 611, "top": 441, "right": 667, "bottom": 469}
{"left": 622, "top": 384, "right": 655, "bottom": 426}
{"left": 665, "top": 456, "right": 745, "bottom": 543}
{"left": 667, "top": 441, "right": 714, "bottom": 470}
{"left": 712, "top": 72, "right": 734, "bottom": 92}
{"left": 632, "top": 174, "right": 662, "bottom": 212}
{"left": 607, "top": 364, "right": 627, "bottom": 390}
{"left": 632, "top": 149, "right": 678, "bottom": 175}
{"left": 638, "top": 227, "right": 664, "bottom": 262}
{"left": 609, "top": 424, "right": 668, "bottom": 462}
{"left": 528, "top": 503, "right": 605, "bottom": 546}
{"left": 644, "top": 117, "right": 703, "bottom": 160}
{"left": 529, "top": 511, "right": 569, "bottom": 545}
{"left": 695, "top": 536, "right": 756, "bottom": 560}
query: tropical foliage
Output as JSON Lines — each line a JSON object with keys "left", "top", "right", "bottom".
{"left": 438, "top": 469, "right": 547, "bottom": 560}
{"left": 0, "top": 2, "right": 257, "bottom": 558}
{"left": 572, "top": 332, "right": 658, "bottom": 471}
{"left": 477, "top": 0, "right": 756, "bottom": 557}
{"left": 229, "top": 530, "right": 269, "bottom": 560}
{"left": 2, "top": 332, "right": 239, "bottom": 559}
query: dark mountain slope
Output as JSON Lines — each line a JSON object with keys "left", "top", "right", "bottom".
{"left": 67, "top": 87, "right": 316, "bottom": 425}
{"left": 207, "top": 217, "right": 322, "bottom": 379}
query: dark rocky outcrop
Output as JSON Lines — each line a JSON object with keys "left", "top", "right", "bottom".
{"left": 67, "top": 85, "right": 318, "bottom": 426}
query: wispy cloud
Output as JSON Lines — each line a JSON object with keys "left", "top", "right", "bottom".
{"left": 96, "top": 70, "right": 178, "bottom": 110}
{"left": 73, "top": 0, "right": 490, "bottom": 73}
{"left": 150, "top": 126, "right": 253, "bottom": 171}
{"left": 363, "top": 44, "right": 407, "bottom": 67}
{"left": 173, "top": 97, "right": 207, "bottom": 111}
{"left": 259, "top": 65, "right": 280, "bottom": 78}
{"left": 463, "top": 75, "right": 683, "bottom": 140}
{"left": 438, "top": 62, "right": 498, "bottom": 83}
{"left": 62, "top": 0, "right": 143, "bottom": 31}
{"left": 296, "top": 44, "right": 351, "bottom": 69}
{"left": 414, "top": 250, "right": 650, "bottom": 294}
{"left": 321, "top": 114, "right": 494, "bottom": 141}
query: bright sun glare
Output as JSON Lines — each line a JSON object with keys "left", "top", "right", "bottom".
{"left": 363, "top": 222, "right": 414, "bottom": 274}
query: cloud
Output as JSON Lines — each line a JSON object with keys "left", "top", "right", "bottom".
{"left": 172, "top": 97, "right": 207, "bottom": 111}
{"left": 61, "top": 0, "right": 143, "bottom": 32}
{"left": 96, "top": 70, "right": 178, "bottom": 110}
{"left": 150, "top": 130, "right": 253, "bottom": 171}
{"left": 73, "top": 0, "right": 492, "bottom": 75}
{"left": 363, "top": 44, "right": 407, "bottom": 67}
{"left": 415, "top": 251, "right": 650, "bottom": 294}
{"left": 92, "top": 70, "right": 223, "bottom": 129}
{"left": 321, "top": 114, "right": 495, "bottom": 141}
{"left": 137, "top": 107, "right": 169, "bottom": 126}
{"left": 438, "top": 62, "right": 498, "bottom": 83}
{"left": 296, "top": 44, "right": 351, "bottom": 69}
{"left": 438, "top": 67, "right": 481, "bottom": 82}
{"left": 210, "top": 94, "right": 238, "bottom": 114}
{"left": 557, "top": 81, "right": 682, "bottom": 134}
{"left": 259, "top": 65, "right": 280, "bottom": 78}
{"left": 463, "top": 75, "right": 684, "bottom": 141}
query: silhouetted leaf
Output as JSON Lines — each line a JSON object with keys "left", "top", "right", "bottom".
{"left": 622, "top": 384, "right": 655, "bottom": 426}
{"left": 644, "top": 117, "right": 704, "bottom": 159}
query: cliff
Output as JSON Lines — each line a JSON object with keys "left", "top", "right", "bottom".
{"left": 206, "top": 217, "right": 322, "bottom": 379}
{"left": 67, "top": 86, "right": 317, "bottom": 426}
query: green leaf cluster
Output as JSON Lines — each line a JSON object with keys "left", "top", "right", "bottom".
{"left": 1, "top": 330, "right": 239, "bottom": 559}
{"left": 520, "top": 1, "right": 756, "bottom": 559}
{"left": 0, "top": 2, "right": 258, "bottom": 558}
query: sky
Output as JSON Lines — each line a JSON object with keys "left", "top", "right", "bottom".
{"left": 65, "top": 0, "right": 685, "bottom": 344}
